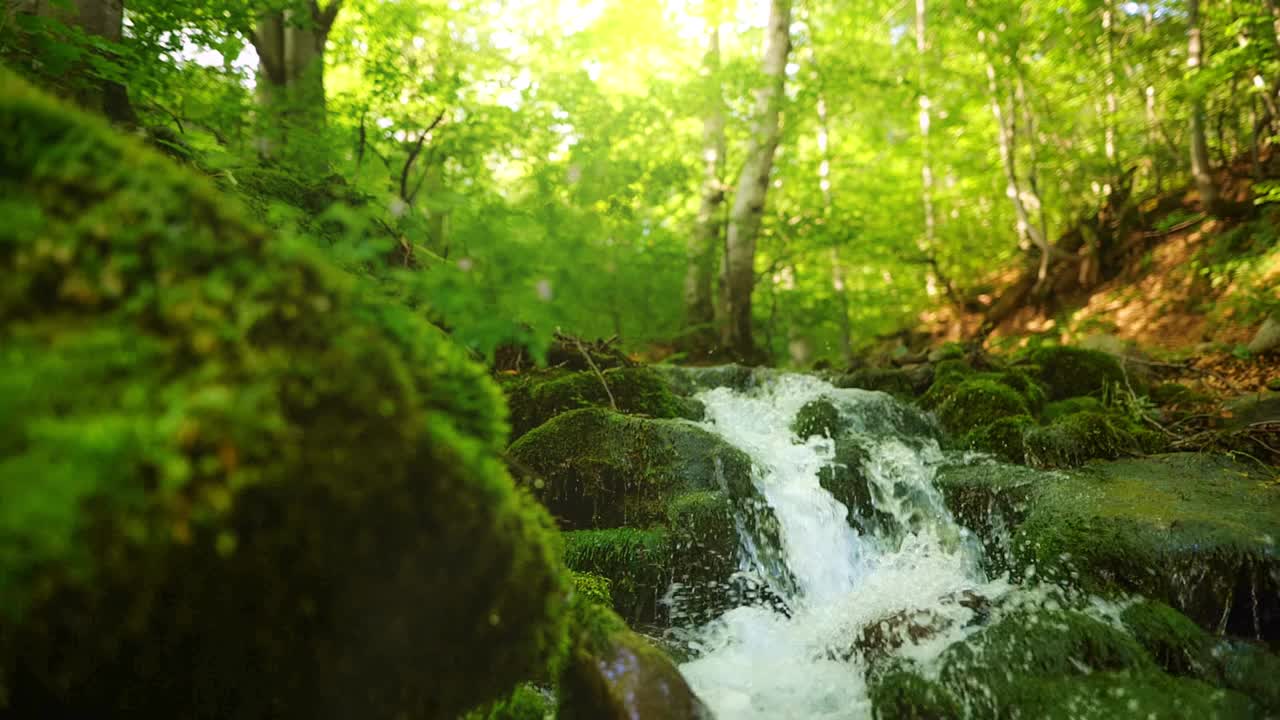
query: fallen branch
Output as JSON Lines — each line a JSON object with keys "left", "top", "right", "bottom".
{"left": 574, "top": 336, "right": 616, "bottom": 410}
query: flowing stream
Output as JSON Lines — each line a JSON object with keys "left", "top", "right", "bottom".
{"left": 673, "top": 373, "right": 1017, "bottom": 719}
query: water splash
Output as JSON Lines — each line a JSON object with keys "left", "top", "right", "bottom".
{"left": 675, "top": 373, "right": 1007, "bottom": 719}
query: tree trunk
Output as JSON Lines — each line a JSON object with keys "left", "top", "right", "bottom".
{"left": 982, "top": 34, "right": 1051, "bottom": 286}
{"left": 722, "top": 0, "right": 791, "bottom": 360}
{"left": 1187, "top": 0, "right": 1220, "bottom": 214}
{"left": 250, "top": 1, "right": 342, "bottom": 171}
{"left": 1102, "top": 0, "right": 1119, "bottom": 173}
{"left": 683, "top": 26, "right": 726, "bottom": 353}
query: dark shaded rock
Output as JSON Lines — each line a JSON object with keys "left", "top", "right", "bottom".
{"left": 651, "top": 364, "right": 761, "bottom": 396}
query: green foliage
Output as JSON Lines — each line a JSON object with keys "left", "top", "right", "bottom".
{"left": 0, "top": 69, "right": 568, "bottom": 719}
{"left": 462, "top": 685, "right": 554, "bottom": 720}
{"left": 570, "top": 571, "right": 614, "bottom": 608}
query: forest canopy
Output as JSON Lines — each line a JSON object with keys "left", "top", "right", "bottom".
{"left": 2, "top": 0, "right": 1278, "bottom": 362}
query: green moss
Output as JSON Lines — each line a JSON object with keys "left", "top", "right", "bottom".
{"left": 1012, "top": 454, "right": 1280, "bottom": 643}
{"left": 571, "top": 572, "right": 613, "bottom": 608}
{"left": 1121, "top": 600, "right": 1215, "bottom": 676}
{"left": 666, "top": 491, "right": 739, "bottom": 622}
{"left": 0, "top": 70, "right": 567, "bottom": 719}
{"left": 792, "top": 397, "right": 844, "bottom": 439}
{"left": 1023, "top": 411, "right": 1142, "bottom": 468}
{"left": 868, "top": 664, "right": 961, "bottom": 720}
{"left": 508, "top": 407, "right": 753, "bottom": 530}
{"left": 936, "top": 379, "right": 1031, "bottom": 434}
{"left": 1027, "top": 346, "right": 1127, "bottom": 401}
{"left": 1042, "top": 396, "right": 1105, "bottom": 422}
{"left": 962, "top": 415, "right": 1034, "bottom": 463}
{"left": 462, "top": 685, "right": 554, "bottom": 720}
{"left": 504, "top": 366, "right": 693, "bottom": 441}
{"left": 562, "top": 528, "right": 671, "bottom": 623}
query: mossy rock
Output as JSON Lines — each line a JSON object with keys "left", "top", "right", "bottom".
{"left": 1026, "top": 345, "right": 1128, "bottom": 401}
{"left": 0, "top": 70, "right": 566, "bottom": 718}
{"left": 791, "top": 397, "right": 844, "bottom": 439}
{"left": 935, "top": 462, "right": 1045, "bottom": 575}
{"left": 961, "top": 415, "right": 1034, "bottom": 464}
{"left": 557, "top": 601, "right": 712, "bottom": 720}
{"left": 1041, "top": 396, "right": 1105, "bottom": 423}
{"left": 1013, "top": 454, "right": 1280, "bottom": 646}
{"left": 833, "top": 366, "right": 933, "bottom": 398}
{"left": 1023, "top": 411, "right": 1152, "bottom": 469}
{"left": 562, "top": 529, "right": 671, "bottom": 623}
{"left": 504, "top": 366, "right": 695, "bottom": 441}
{"left": 665, "top": 491, "right": 740, "bottom": 624}
{"left": 508, "top": 408, "right": 754, "bottom": 530}
{"left": 932, "top": 608, "right": 1257, "bottom": 719}
{"left": 936, "top": 379, "right": 1031, "bottom": 435}
{"left": 868, "top": 663, "right": 962, "bottom": 719}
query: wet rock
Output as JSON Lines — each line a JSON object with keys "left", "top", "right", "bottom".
{"left": 508, "top": 408, "right": 754, "bottom": 530}
{"left": 559, "top": 602, "right": 713, "bottom": 720}
{"left": 792, "top": 397, "right": 844, "bottom": 439}
{"left": 1013, "top": 454, "right": 1280, "bottom": 646}
{"left": 846, "top": 591, "right": 990, "bottom": 663}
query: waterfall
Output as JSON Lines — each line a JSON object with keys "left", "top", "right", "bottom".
{"left": 675, "top": 373, "right": 1011, "bottom": 719}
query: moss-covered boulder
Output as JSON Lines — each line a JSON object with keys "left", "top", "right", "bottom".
{"left": 922, "top": 608, "right": 1259, "bottom": 719}
{"left": 1026, "top": 345, "right": 1128, "bottom": 400}
{"left": 504, "top": 366, "right": 697, "bottom": 441}
{"left": 935, "top": 462, "right": 1045, "bottom": 575}
{"left": 1041, "top": 396, "right": 1105, "bottom": 422}
{"left": 961, "top": 415, "right": 1034, "bottom": 463}
{"left": 0, "top": 71, "right": 567, "bottom": 718}
{"left": 1013, "top": 454, "right": 1280, "bottom": 645}
{"left": 665, "top": 491, "right": 741, "bottom": 624}
{"left": 563, "top": 529, "right": 671, "bottom": 623}
{"left": 792, "top": 397, "right": 844, "bottom": 439}
{"left": 1023, "top": 411, "right": 1155, "bottom": 468}
{"left": 508, "top": 408, "right": 754, "bottom": 530}
{"left": 936, "top": 379, "right": 1031, "bottom": 434}
{"left": 463, "top": 685, "right": 555, "bottom": 720}
{"left": 558, "top": 601, "right": 713, "bottom": 720}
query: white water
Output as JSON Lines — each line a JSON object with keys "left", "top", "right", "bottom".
{"left": 676, "top": 374, "right": 1012, "bottom": 720}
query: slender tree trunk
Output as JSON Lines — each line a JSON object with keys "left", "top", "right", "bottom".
{"left": 1015, "top": 75, "right": 1049, "bottom": 244}
{"left": 1103, "top": 0, "right": 1119, "bottom": 173}
{"left": 916, "top": 0, "right": 938, "bottom": 288}
{"left": 250, "top": 1, "right": 342, "bottom": 171}
{"left": 683, "top": 26, "right": 726, "bottom": 353}
{"left": 722, "top": 0, "right": 791, "bottom": 360}
{"left": 1187, "top": 0, "right": 1220, "bottom": 214}
{"left": 983, "top": 34, "right": 1051, "bottom": 285}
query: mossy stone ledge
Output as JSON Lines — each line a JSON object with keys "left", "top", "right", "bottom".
{"left": 0, "top": 70, "right": 568, "bottom": 719}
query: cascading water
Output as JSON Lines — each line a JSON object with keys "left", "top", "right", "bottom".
{"left": 673, "top": 373, "right": 1014, "bottom": 719}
